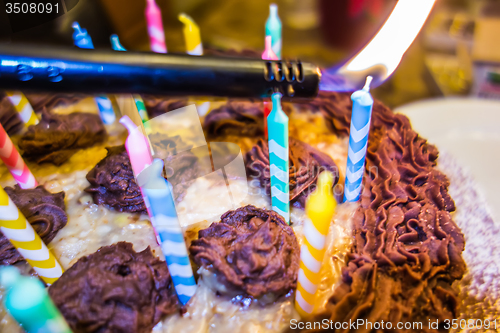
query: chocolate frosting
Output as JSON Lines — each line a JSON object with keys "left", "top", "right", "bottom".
{"left": 204, "top": 100, "right": 293, "bottom": 140}
{"left": 0, "top": 93, "right": 23, "bottom": 135}
{"left": 303, "top": 92, "right": 466, "bottom": 331}
{"left": 204, "top": 100, "right": 265, "bottom": 138}
{"left": 18, "top": 110, "right": 107, "bottom": 165}
{"left": 85, "top": 145, "right": 146, "bottom": 214}
{"left": 86, "top": 139, "right": 199, "bottom": 213}
{"left": 142, "top": 95, "right": 188, "bottom": 119}
{"left": 0, "top": 185, "right": 67, "bottom": 265}
{"left": 245, "top": 137, "right": 339, "bottom": 208}
{"left": 190, "top": 205, "right": 300, "bottom": 299}
{"left": 149, "top": 134, "right": 200, "bottom": 201}
{"left": 49, "top": 242, "right": 179, "bottom": 333}
{"left": 294, "top": 91, "right": 354, "bottom": 137}
{"left": 24, "top": 93, "right": 86, "bottom": 112}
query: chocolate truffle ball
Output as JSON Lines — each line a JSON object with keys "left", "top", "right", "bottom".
{"left": 190, "top": 205, "right": 300, "bottom": 300}
{"left": 49, "top": 242, "right": 179, "bottom": 333}
{"left": 0, "top": 185, "right": 67, "bottom": 265}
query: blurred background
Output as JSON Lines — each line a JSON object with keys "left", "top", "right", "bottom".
{"left": 1, "top": 0, "right": 499, "bottom": 108}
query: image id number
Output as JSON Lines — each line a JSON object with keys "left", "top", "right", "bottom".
{"left": 444, "top": 319, "right": 497, "bottom": 330}
{"left": 6, "top": 2, "right": 59, "bottom": 14}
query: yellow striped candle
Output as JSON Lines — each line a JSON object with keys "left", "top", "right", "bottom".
{"left": 295, "top": 171, "right": 336, "bottom": 317}
{"left": 5, "top": 92, "right": 39, "bottom": 127}
{"left": 0, "top": 187, "right": 63, "bottom": 285}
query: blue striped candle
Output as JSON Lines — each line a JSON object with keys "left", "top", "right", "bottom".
{"left": 72, "top": 22, "right": 116, "bottom": 125}
{"left": 138, "top": 159, "right": 197, "bottom": 305}
{"left": 343, "top": 77, "right": 374, "bottom": 202}
{"left": 265, "top": 4, "right": 282, "bottom": 59}
{"left": 267, "top": 93, "right": 290, "bottom": 223}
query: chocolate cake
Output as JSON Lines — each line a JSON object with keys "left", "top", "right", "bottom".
{"left": 85, "top": 137, "right": 199, "bottom": 213}
{"left": 24, "top": 93, "right": 87, "bottom": 113}
{"left": 204, "top": 100, "right": 266, "bottom": 138}
{"left": 246, "top": 137, "right": 339, "bottom": 208}
{"left": 142, "top": 95, "right": 188, "bottom": 119}
{"left": 190, "top": 205, "right": 300, "bottom": 300}
{"left": 204, "top": 100, "right": 293, "bottom": 139}
{"left": 299, "top": 92, "right": 466, "bottom": 332}
{"left": 85, "top": 145, "right": 146, "bottom": 214}
{"left": 48, "top": 242, "right": 179, "bottom": 333}
{"left": 0, "top": 185, "right": 67, "bottom": 265}
{"left": 18, "top": 109, "right": 107, "bottom": 165}
{"left": 0, "top": 88, "right": 484, "bottom": 333}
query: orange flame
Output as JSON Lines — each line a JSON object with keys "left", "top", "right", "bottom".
{"left": 320, "top": 0, "right": 436, "bottom": 91}
{"left": 346, "top": 0, "right": 436, "bottom": 78}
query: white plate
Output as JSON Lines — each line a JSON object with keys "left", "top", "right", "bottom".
{"left": 395, "top": 98, "right": 500, "bottom": 224}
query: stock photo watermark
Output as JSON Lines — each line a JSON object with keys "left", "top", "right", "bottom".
{"left": 290, "top": 318, "right": 498, "bottom": 331}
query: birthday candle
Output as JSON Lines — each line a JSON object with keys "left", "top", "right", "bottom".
{"left": 295, "top": 171, "right": 336, "bottom": 317}
{"left": 261, "top": 35, "right": 278, "bottom": 61}
{"left": 110, "top": 35, "right": 151, "bottom": 129}
{"left": 137, "top": 159, "right": 197, "bottom": 305}
{"left": 145, "top": 0, "right": 167, "bottom": 53}
{"left": 261, "top": 36, "right": 278, "bottom": 138}
{"left": 5, "top": 92, "right": 38, "bottom": 127}
{"left": 267, "top": 93, "right": 289, "bottom": 223}
{"left": 179, "top": 13, "right": 203, "bottom": 56}
{"left": 119, "top": 116, "right": 153, "bottom": 176}
{"left": 265, "top": 3, "right": 282, "bottom": 59}
{"left": 0, "top": 123, "right": 37, "bottom": 189}
{"left": 0, "top": 187, "right": 63, "bottom": 285}
{"left": 120, "top": 119, "right": 196, "bottom": 304}
{"left": 72, "top": 22, "right": 116, "bottom": 125}
{"left": 177, "top": 14, "right": 212, "bottom": 116}
{"left": 0, "top": 266, "right": 72, "bottom": 333}
{"left": 132, "top": 95, "right": 151, "bottom": 129}
{"left": 343, "top": 77, "right": 373, "bottom": 202}
{"left": 119, "top": 115, "right": 155, "bottom": 237}
{"left": 110, "top": 34, "right": 127, "bottom": 51}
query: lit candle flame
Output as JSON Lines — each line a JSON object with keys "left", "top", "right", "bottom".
{"left": 320, "top": 0, "right": 436, "bottom": 92}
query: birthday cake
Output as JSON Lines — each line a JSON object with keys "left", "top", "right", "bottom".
{"left": 0, "top": 83, "right": 498, "bottom": 333}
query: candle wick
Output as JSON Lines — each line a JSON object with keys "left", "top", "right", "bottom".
{"left": 363, "top": 76, "right": 373, "bottom": 92}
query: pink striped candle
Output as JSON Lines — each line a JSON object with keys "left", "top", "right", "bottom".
{"left": 119, "top": 115, "right": 157, "bottom": 240}
{"left": 119, "top": 116, "right": 153, "bottom": 176}
{"left": 145, "top": 0, "right": 167, "bottom": 53}
{"left": 0, "top": 123, "right": 37, "bottom": 189}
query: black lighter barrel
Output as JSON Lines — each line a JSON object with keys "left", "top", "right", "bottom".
{"left": 0, "top": 44, "right": 320, "bottom": 98}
